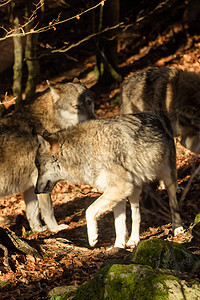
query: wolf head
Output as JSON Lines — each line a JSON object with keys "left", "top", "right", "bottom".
{"left": 47, "top": 79, "right": 97, "bottom": 127}
{"left": 35, "top": 134, "right": 62, "bottom": 194}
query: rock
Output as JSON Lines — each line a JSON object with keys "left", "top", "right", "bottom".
{"left": 132, "top": 238, "right": 197, "bottom": 272}
{"left": 73, "top": 264, "right": 200, "bottom": 299}
{"left": 49, "top": 240, "right": 199, "bottom": 299}
{"left": 48, "top": 285, "right": 77, "bottom": 299}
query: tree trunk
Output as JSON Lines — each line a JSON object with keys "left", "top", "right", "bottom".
{"left": 25, "top": 0, "right": 40, "bottom": 103}
{"left": 96, "top": 0, "right": 121, "bottom": 85}
{"left": 11, "top": 6, "right": 23, "bottom": 109}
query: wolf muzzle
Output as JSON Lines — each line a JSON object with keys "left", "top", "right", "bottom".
{"left": 35, "top": 180, "right": 54, "bottom": 194}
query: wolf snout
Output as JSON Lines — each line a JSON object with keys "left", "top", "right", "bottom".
{"left": 34, "top": 185, "right": 42, "bottom": 194}
{"left": 35, "top": 180, "right": 53, "bottom": 194}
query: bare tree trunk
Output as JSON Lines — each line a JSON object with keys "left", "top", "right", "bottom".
{"left": 25, "top": 0, "right": 40, "bottom": 103}
{"left": 96, "top": 0, "right": 121, "bottom": 85}
{"left": 25, "top": 33, "right": 39, "bottom": 103}
{"left": 10, "top": 1, "right": 23, "bottom": 110}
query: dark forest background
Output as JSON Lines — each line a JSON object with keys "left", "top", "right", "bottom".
{"left": 0, "top": 0, "right": 199, "bottom": 109}
{"left": 1, "top": 1, "right": 200, "bottom": 299}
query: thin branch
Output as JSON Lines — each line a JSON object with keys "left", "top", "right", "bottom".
{"left": 0, "top": 0, "right": 106, "bottom": 41}
{"left": 51, "top": 0, "right": 172, "bottom": 55}
{"left": 0, "top": 243, "right": 11, "bottom": 271}
{"left": 51, "top": 22, "right": 124, "bottom": 54}
{"left": 0, "top": 0, "right": 11, "bottom": 7}
{"left": 0, "top": 0, "right": 42, "bottom": 40}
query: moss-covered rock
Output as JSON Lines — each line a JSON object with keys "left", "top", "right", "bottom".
{"left": 73, "top": 264, "right": 200, "bottom": 300}
{"left": 48, "top": 285, "right": 77, "bottom": 300}
{"left": 48, "top": 240, "right": 199, "bottom": 299}
{"left": 132, "top": 238, "right": 197, "bottom": 272}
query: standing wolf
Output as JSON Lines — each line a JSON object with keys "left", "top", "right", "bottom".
{"left": 120, "top": 67, "right": 200, "bottom": 153}
{"left": 35, "top": 113, "right": 183, "bottom": 248}
{"left": 0, "top": 80, "right": 96, "bottom": 232}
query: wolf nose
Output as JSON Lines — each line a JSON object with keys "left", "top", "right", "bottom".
{"left": 34, "top": 186, "right": 39, "bottom": 194}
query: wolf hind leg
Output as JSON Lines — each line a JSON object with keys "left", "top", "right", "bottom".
{"left": 160, "top": 170, "right": 183, "bottom": 236}
{"left": 24, "top": 186, "right": 46, "bottom": 232}
{"left": 126, "top": 186, "right": 142, "bottom": 247}
{"left": 38, "top": 193, "right": 69, "bottom": 232}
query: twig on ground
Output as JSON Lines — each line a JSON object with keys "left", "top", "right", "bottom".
{"left": 0, "top": 243, "right": 11, "bottom": 271}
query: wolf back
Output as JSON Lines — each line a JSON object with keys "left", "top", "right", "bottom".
{"left": 120, "top": 67, "right": 200, "bottom": 153}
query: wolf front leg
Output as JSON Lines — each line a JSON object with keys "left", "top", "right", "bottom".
{"left": 24, "top": 186, "right": 47, "bottom": 232}
{"left": 113, "top": 200, "right": 127, "bottom": 248}
{"left": 38, "top": 193, "right": 69, "bottom": 232}
{"left": 126, "top": 186, "right": 142, "bottom": 247}
{"left": 86, "top": 187, "right": 129, "bottom": 248}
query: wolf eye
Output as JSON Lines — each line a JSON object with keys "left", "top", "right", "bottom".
{"left": 52, "top": 155, "right": 58, "bottom": 162}
{"left": 72, "top": 104, "right": 79, "bottom": 109}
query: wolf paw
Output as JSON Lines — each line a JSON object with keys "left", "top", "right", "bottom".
{"left": 114, "top": 240, "right": 126, "bottom": 249}
{"left": 32, "top": 225, "right": 48, "bottom": 232}
{"left": 50, "top": 224, "right": 69, "bottom": 232}
{"left": 58, "top": 224, "right": 69, "bottom": 230}
{"left": 126, "top": 238, "right": 140, "bottom": 247}
{"left": 174, "top": 226, "right": 184, "bottom": 236}
{"left": 88, "top": 235, "right": 98, "bottom": 248}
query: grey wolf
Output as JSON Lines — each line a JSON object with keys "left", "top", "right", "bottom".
{"left": 0, "top": 80, "right": 96, "bottom": 232}
{"left": 35, "top": 113, "right": 183, "bottom": 248}
{"left": 120, "top": 67, "right": 200, "bottom": 153}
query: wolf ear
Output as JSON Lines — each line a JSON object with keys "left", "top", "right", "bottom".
{"left": 37, "top": 134, "right": 50, "bottom": 152}
{"left": 37, "top": 134, "right": 59, "bottom": 156}
{"left": 47, "top": 80, "right": 61, "bottom": 103}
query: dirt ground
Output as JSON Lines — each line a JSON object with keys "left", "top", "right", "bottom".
{"left": 1, "top": 1, "right": 200, "bottom": 299}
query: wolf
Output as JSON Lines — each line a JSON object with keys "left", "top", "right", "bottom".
{"left": 25, "top": 79, "right": 96, "bottom": 133}
{"left": 35, "top": 113, "right": 183, "bottom": 248}
{"left": 0, "top": 80, "right": 96, "bottom": 232}
{"left": 120, "top": 67, "right": 200, "bottom": 153}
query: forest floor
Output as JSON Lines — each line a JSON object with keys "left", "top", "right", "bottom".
{"left": 1, "top": 1, "right": 200, "bottom": 299}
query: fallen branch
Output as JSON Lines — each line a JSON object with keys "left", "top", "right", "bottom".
{"left": 0, "top": 228, "right": 42, "bottom": 260}
{"left": 7, "top": 230, "right": 42, "bottom": 259}
{"left": 0, "top": 243, "right": 11, "bottom": 271}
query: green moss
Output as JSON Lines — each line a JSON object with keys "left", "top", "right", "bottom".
{"left": 22, "top": 230, "right": 33, "bottom": 237}
{"left": 48, "top": 285, "right": 77, "bottom": 300}
{"left": 60, "top": 239, "right": 199, "bottom": 299}
{"left": 194, "top": 213, "right": 200, "bottom": 224}
{"left": 110, "top": 96, "right": 121, "bottom": 106}
{"left": 132, "top": 239, "right": 197, "bottom": 272}
{"left": 104, "top": 264, "right": 169, "bottom": 300}
{"left": 73, "top": 266, "right": 109, "bottom": 300}
{"left": 132, "top": 239, "right": 169, "bottom": 269}
{"left": 73, "top": 264, "right": 181, "bottom": 300}
{"left": 0, "top": 280, "right": 10, "bottom": 288}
